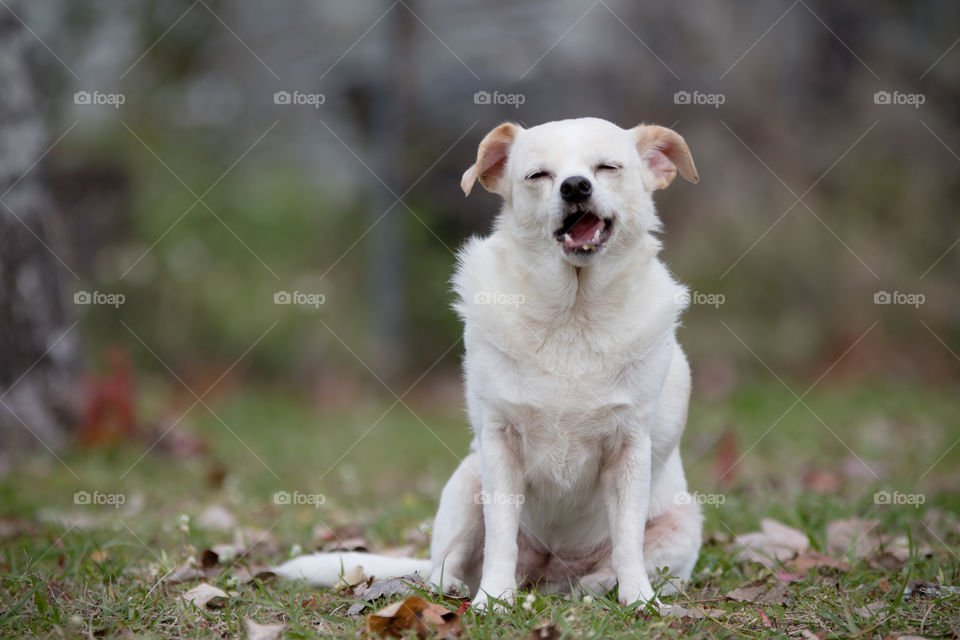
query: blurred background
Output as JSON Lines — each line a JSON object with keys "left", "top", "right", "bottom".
{"left": 1, "top": 0, "right": 959, "bottom": 517}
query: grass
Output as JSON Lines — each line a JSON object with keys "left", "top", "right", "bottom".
{"left": 0, "top": 380, "right": 958, "bottom": 638}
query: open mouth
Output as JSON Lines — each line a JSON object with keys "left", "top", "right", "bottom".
{"left": 553, "top": 210, "right": 613, "bottom": 254}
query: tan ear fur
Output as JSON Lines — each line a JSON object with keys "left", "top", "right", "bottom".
{"left": 632, "top": 125, "right": 699, "bottom": 190}
{"left": 461, "top": 122, "right": 522, "bottom": 196}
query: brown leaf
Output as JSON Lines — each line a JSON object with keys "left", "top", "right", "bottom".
{"left": 866, "top": 548, "right": 909, "bottom": 571}
{"left": 731, "top": 519, "right": 809, "bottom": 569}
{"left": 181, "top": 583, "right": 228, "bottom": 609}
{"left": 826, "top": 518, "right": 880, "bottom": 557}
{"left": 360, "top": 575, "right": 422, "bottom": 602}
{"left": 527, "top": 623, "right": 562, "bottom": 639}
{"left": 366, "top": 596, "right": 462, "bottom": 639}
{"left": 89, "top": 549, "right": 109, "bottom": 564}
{"left": 791, "top": 550, "right": 850, "bottom": 572}
{"left": 854, "top": 601, "right": 886, "bottom": 619}
{"left": 726, "top": 576, "right": 788, "bottom": 605}
{"left": 243, "top": 618, "right": 285, "bottom": 640}
{"left": 663, "top": 605, "right": 726, "bottom": 620}
{"left": 200, "top": 549, "right": 220, "bottom": 568}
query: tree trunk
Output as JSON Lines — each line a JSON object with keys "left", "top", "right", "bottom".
{"left": 0, "top": 1, "right": 82, "bottom": 464}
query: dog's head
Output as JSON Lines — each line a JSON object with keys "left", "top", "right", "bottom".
{"left": 461, "top": 117, "right": 698, "bottom": 266}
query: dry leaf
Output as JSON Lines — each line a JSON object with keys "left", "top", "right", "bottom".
{"left": 826, "top": 518, "right": 880, "bottom": 557}
{"left": 731, "top": 519, "right": 809, "bottom": 569}
{"left": 527, "top": 623, "right": 562, "bottom": 639}
{"left": 181, "top": 583, "right": 228, "bottom": 609}
{"left": 904, "top": 580, "right": 960, "bottom": 601}
{"left": 336, "top": 565, "right": 367, "bottom": 588}
{"left": 360, "top": 576, "right": 421, "bottom": 602}
{"left": 866, "top": 548, "right": 910, "bottom": 571}
{"left": 197, "top": 504, "right": 237, "bottom": 531}
{"left": 89, "top": 550, "right": 109, "bottom": 563}
{"left": 726, "top": 577, "right": 787, "bottom": 605}
{"left": 663, "top": 605, "right": 725, "bottom": 620}
{"left": 200, "top": 549, "right": 220, "bottom": 568}
{"left": 163, "top": 565, "right": 207, "bottom": 584}
{"left": 244, "top": 618, "right": 285, "bottom": 640}
{"left": 854, "top": 601, "right": 886, "bottom": 618}
{"left": 791, "top": 550, "right": 850, "bottom": 572}
{"left": 366, "top": 595, "right": 462, "bottom": 639}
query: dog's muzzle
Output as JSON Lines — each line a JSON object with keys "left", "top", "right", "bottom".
{"left": 554, "top": 210, "right": 613, "bottom": 255}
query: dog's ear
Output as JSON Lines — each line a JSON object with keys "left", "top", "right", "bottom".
{"left": 631, "top": 125, "right": 699, "bottom": 191}
{"left": 461, "top": 122, "right": 522, "bottom": 196}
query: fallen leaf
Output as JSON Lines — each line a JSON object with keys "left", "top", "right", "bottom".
{"left": 759, "top": 608, "right": 772, "bottom": 627}
{"left": 866, "top": 548, "right": 909, "bottom": 571}
{"left": 163, "top": 565, "right": 209, "bottom": 584}
{"left": 336, "top": 565, "right": 367, "bottom": 588}
{"left": 366, "top": 595, "right": 462, "bottom": 639}
{"left": 791, "top": 550, "right": 850, "bottom": 572}
{"left": 854, "top": 601, "right": 886, "bottom": 618}
{"left": 774, "top": 572, "right": 804, "bottom": 582}
{"left": 904, "top": 580, "right": 960, "bottom": 601}
{"left": 527, "top": 623, "right": 562, "bottom": 639}
{"left": 200, "top": 549, "right": 220, "bottom": 568}
{"left": 360, "top": 575, "right": 422, "bottom": 602}
{"left": 731, "top": 519, "right": 809, "bottom": 569}
{"left": 181, "top": 583, "right": 228, "bottom": 609}
{"left": 726, "top": 577, "right": 788, "bottom": 605}
{"left": 663, "top": 605, "right": 726, "bottom": 620}
{"left": 826, "top": 518, "right": 880, "bottom": 557}
{"left": 197, "top": 504, "right": 237, "bottom": 531}
{"left": 89, "top": 550, "right": 109, "bottom": 564}
{"left": 244, "top": 618, "right": 285, "bottom": 640}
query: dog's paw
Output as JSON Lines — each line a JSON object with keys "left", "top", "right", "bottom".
{"left": 617, "top": 578, "right": 659, "bottom": 610}
{"left": 575, "top": 570, "right": 618, "bottom": 598}
{"left": 470, "top": 582, "right": 516, "bottom": 613}
{"left": 428, "top": 573, "right": 470, "bottom": 598}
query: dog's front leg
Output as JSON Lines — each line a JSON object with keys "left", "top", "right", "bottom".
{"left": 471, "top": 423, "right": 523, "bottom": 610}
{"left": 602, "top": 431, "right": 657, "bottom": 608}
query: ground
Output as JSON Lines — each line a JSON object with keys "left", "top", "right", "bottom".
{"left": 0, "top": 381, "right": 958, "bottom": 639}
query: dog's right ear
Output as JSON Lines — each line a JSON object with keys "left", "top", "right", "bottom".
{"left": 461, "top": 122, "right": 521, "bottom": 196}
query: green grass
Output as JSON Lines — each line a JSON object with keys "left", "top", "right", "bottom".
{"left": 1, "top": 381, "right": 958, "bottom": 638}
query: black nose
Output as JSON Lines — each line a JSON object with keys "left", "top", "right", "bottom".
{"left": 560, "top": 176, "right": 592, "bottom": 203}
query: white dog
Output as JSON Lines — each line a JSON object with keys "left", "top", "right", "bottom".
{"left": 275, "top": 117, "right": 703, "bottom": 610}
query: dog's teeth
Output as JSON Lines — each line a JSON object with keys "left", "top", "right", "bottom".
{"left": 563, "top": 233, "right": 573, "bottom": 245}
{"left": 592, "top": 228, "right": 601, "bottom": 242}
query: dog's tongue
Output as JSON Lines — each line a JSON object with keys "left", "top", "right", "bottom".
{"left": 565, "top": 213, "right": 604, "bottom": 247}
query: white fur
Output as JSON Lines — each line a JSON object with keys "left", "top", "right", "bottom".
{"left": 275, "top": 117, "right": 703, "bottom": 611}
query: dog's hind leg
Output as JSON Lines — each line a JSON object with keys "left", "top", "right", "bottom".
{"left": 428, "top": 451, "right": 484, "bottom": 596}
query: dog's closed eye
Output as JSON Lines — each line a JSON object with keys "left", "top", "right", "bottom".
{"left": 526, "top": 170, "right": 551, "bottom": 181}
{"left": 595, "top": 163, "right": 622, "bottom": 172}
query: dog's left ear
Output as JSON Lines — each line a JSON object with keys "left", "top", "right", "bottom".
{"left": 631, "top": 125, "right": 699, "bottom": 191}
{"left": 461, "top": 122, "right": 522, "bottom": 196}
